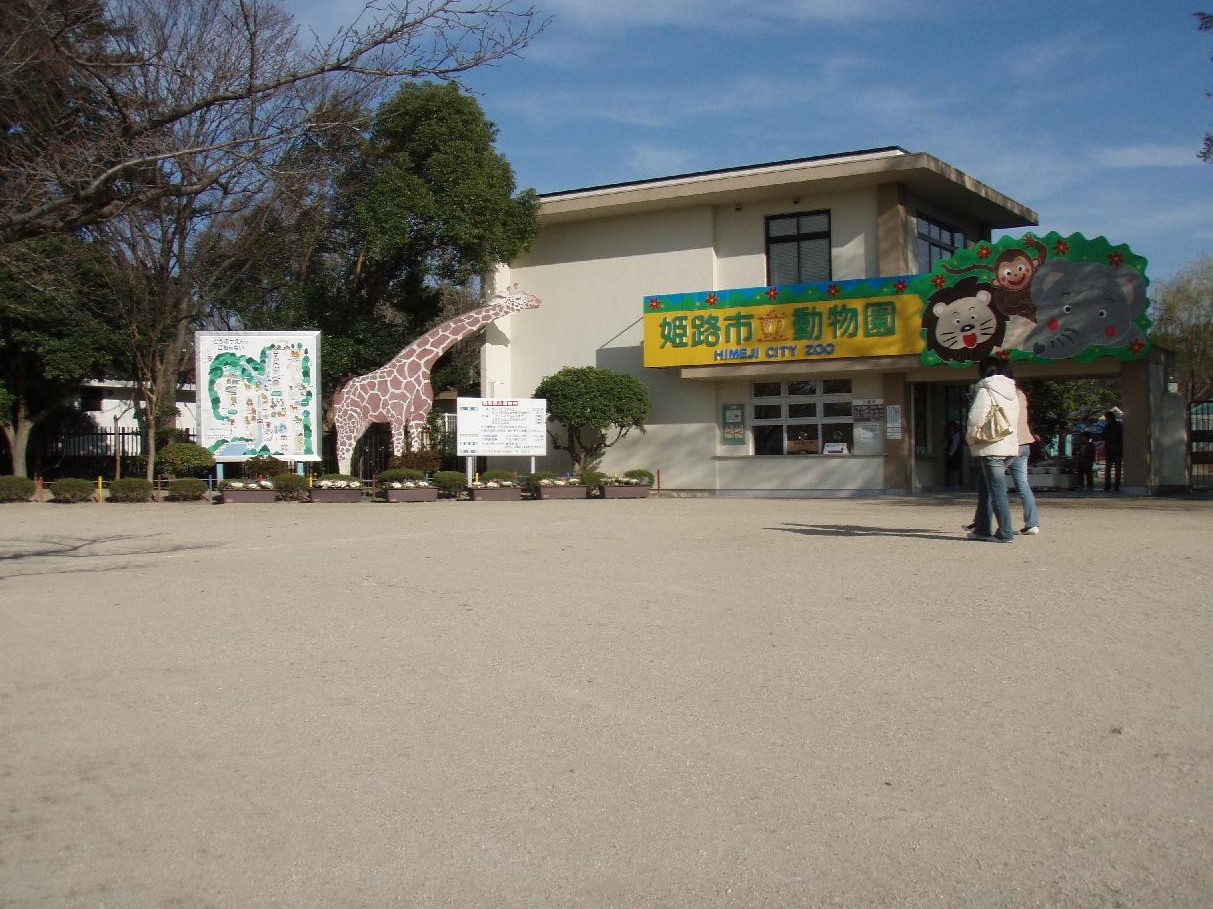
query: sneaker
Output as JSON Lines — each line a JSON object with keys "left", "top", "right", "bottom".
{"left": 965, "top": 531, "right": 995, "bottom": 542}
{"left": 962, "top": 522, "right": 976, "bottom": 532}
{"left": 1019, "top": 526, "right": 1040, "bottom": 535}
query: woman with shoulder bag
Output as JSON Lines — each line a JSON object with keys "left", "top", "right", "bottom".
{"left": 964, "top": 356, "right": 1020, "bottom": 543}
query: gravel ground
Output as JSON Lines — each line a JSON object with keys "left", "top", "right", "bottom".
{"left": 1, "top": 494, "right": 1210, "bottom": 909}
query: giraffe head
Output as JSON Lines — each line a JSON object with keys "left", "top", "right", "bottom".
{"left": 494, "top": 284, "right": 542, "bottom": 313}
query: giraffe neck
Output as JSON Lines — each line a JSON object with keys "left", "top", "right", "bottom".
{"left": 387, "top": 302, "right": 514, "bottom": 373}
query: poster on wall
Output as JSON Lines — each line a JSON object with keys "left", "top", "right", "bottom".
{"left": 721, "top": 404, "right": 746, "bottom": 444}
{"left": 456, "top": 398, "right": 547, "bottom": 457}
{"left": 195, "top": 331, "right": 321, "bottom": 461}
{"left": 915, "top": 231, "right": 1150, "bottom": 368}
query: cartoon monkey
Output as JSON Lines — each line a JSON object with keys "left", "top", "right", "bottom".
{"left": 941, "top": 234, "right": 1048, "bottom": 321}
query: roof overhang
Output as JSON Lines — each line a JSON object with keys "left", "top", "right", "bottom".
{"left": 538, "top": 147, "right": 1037, "bottom": 230}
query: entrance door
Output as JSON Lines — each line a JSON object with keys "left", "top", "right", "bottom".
{"left": 911, "top": 382, "right": 972, "bottom": 491}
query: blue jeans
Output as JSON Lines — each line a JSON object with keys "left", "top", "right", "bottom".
{"left": 976, "top": 455, "right": 1015, "bottom": 541}
{"left": 1008, "top": 444, "right": 1039, "bottom": 530}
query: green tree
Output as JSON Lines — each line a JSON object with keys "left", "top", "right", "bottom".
{"left": 1150, "top": 255, "right": 1213, "bottom": 401}
{"left": 0, "top": 237, "right": 124, "bottom": 476}
{"left": 1025, "top": 378, "right": 1120, "bottom": 456}
{"left": 219, "top": 82, "right": 541, "bottom": 400}
{"left": 534, "top": 367, "right": 652, "bottom": 472}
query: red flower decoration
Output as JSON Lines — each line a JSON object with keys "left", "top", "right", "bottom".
{"left": 893, "top": 280, "right": 908, "bottom": 294}
{"left": 1129, "top": 338, "right": 1145, "bottom": 354}
{"left": 827, "top": 284, "right": 841, "bottom": 298}
{"left": 1053, "top": 240, "right": 1070, "bottom": 256}
{"left": 765, "top": 287, "right": 779, "bottom": 300}
{"left": 648, "top": 298, "right": 662, "bottom": 309}
{"left": 1108, "top": 251, "right": 1125, "bottom": 267}
{"left": 977, "top": 245, "right": 992, "bottom": 259}
{"left": 932, "top": 274, "right": 947, "bottom": 289}
{"left": 995, "top": 349, "right": 1010, "bottom": 361}
{"left": 705, "top": 293, "right": 718, "bottom": 306}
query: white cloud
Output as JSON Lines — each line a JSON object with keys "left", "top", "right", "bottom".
{"left": 1088, "top": 145, "right": 1205, "bottom": 168}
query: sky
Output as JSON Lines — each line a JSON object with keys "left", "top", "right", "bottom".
{"left": 294, "top": 0, "right": 1212, "bottom": 284}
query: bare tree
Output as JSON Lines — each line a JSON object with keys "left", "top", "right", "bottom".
{"left": 1, "top": 0, "right": 544, "bottom": 478}
{"left": 0, "top": 0, "right": 545, "bottom": 245}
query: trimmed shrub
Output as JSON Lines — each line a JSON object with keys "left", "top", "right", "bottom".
{"left": 624, "top": 469, "right": 655, "bottom": 485}
{"left": 243, "top": 455, "right": 289, "bottom": 478}
{"left": 0, "top": 475, "right": 36, "bottom": 502}
{"left": 109, "top": 478, "right": 154, "bottom": 502}
{"left": 481, "top": 469, "right": 515, "bottom": 483}
{"left": 387, "top": 449, "right": 443, "bottom": 474}
{"left": 269, "top": 472, "right": 308, "bottom": 500}
{"left": 157, "top": 442, "right": 215, "bottom": 478}
{"left": 376, "top": 468, "right": 426, "bottom": 483}
{"left": 432, "top": 470, "right": 468, "bottom": 498}
{"left": 49, "top": 477, "right": 95, "bottom": 503}
{"left": 167, "top": 478, "right": 209, "bottom": 500}
{"left": 522, "top": 470, "right": 558, "bottom": 493}
{"left": 579, "top": 470, "right": 607, "bottom": 488}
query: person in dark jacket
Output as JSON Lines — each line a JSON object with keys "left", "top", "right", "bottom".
{"left": 1103, "top": 407, "right": 1124, "bottom": 491}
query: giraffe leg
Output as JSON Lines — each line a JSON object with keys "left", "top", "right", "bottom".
{"left": 389, "top": 420, "right": 407, "bottom": 459}
{"left": 407, "top": 419, "right": 426, "bottom": 453}
{"left": 335, "top": 407, "right": 369, "bottom": 476}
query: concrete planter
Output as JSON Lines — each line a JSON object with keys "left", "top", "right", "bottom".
{"left": 467, "top": 486, "right": 522, "bottom": 501}
{"left": 534, "top": 485, "right": 588, "bottom": 500}
{"left": 598, "top": 484, "right": 651, "bottom": 499}
{"left": 309, "top": 488, "right": 365, "bottom": 503}
{"left": 378, "top": 487, "right": 440, "bottom": 503}
{"left": 220, "top": 488, "right": 278, "bottom": 503}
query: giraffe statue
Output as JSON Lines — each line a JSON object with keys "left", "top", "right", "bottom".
{"left": 332, "top": 285, "right": 542, "bottom": 475}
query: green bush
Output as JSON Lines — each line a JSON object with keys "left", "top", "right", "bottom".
{"left": 243, "top": 455, "right": 289, "bottom": 478}
{"left": 579, "top": 470, "right": 606, "bottom": 488}
{"left": 624, "top": 469, "right": 655, "bottom": 485}
{"left": 376, "top": 468, "right": 426, "bottom": 483}
{"left": 167, "top": 477, "right": 209, "bottom": 500}
{"left": 432, "top": 470, "right": 468, "bottom": 497}
{"left": 387, "top": 449, "right": 443, "bottom": 474}
{"left": 0, "top": 475, "right": 36, "bottom": 502}
{"left": 108, "top": 478, "right": 154, "bottom": 502}
{"left": 270, "top": 472, "right": 308, "bottom": 500}
{"left": 157, "top": 442, "right": 215, "bottom": 478}
{"left": 49, "top": 477, "right": 95, "bottom": 503}
{"left": 481, "top": 469, "right": 515, "bottom": 483}
{"left": 522, "top": 470, "right": 558, "bottom": 492}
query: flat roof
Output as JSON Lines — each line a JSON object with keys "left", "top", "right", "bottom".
{"left": 538, "top": 147, "right": 1038, "bottom": 229}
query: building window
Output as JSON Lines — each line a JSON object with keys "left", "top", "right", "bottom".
{"left": 80, "top": 388, "right": 105, "bottom": 412}
{"left": 751, "top": 378, "right": 853, "bottom": 455}
{"left": 916, "top": 215, "right": 966, "bottom": 271}
{"left": 766, "top": 211, "right": 830, "bottom": 285}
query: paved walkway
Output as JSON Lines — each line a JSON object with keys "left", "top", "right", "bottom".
{"left": 2, "top": 495, "right": 1210, "bottom": 908}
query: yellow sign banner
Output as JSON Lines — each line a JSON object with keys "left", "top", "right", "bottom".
{"left": 642, "top": 278, "right": 925, "bottom": 368}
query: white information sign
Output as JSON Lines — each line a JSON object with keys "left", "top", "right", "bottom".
{"left": 456, "top": 397, "right": 547, "bottom": 457}
{"left": 195, "top": 331, "right": 322, "bottom": 461}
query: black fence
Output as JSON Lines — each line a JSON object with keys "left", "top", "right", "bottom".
{"left": 1192, "top": 402, "right": 1213, "bottom": 491}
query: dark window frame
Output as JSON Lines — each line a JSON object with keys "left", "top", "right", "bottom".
{"left": 916, "top": 214, "right": 966, "bottom": 272}
{"left": 766, "top": 210, "right": 831, "bottom": 285}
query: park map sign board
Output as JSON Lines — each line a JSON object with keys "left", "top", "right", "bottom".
{"left": 642, "top": 232, "right": 1149, "bottom": 370}
{"left": 456, "top": 397, "right": 547, "bottom": 457}
{"left": 195, "top": 331, "right": 322, "bottom": 462}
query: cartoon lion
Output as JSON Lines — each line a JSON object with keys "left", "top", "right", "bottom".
{"left": 922, "top": 277, "right": 1008, "bottom": 364}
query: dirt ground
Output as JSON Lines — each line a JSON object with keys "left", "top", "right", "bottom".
{"left": 1, "top": 493, "right": 1210, "bottom": 909}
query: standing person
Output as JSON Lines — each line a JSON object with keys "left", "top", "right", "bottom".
{"left": 1103, "top": 407, "right": 1124, "bottom": 491}
{"left": 944, "top": 420, "right": 964, "bottom": 488}
{"left": 1075, "top": 430, "right": 1096, "bottom": 490}
{"left": 962, "top": 363, "right": 1038, "bottom": 534}
{"left": 964, "top": 357, "right": 1020, "bottom": 543}
{"left": 1007, "top": 369, "right": 1040, "bottom": 534}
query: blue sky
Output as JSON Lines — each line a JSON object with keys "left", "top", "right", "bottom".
{"left": 296, "top": 0, "right": 1212, "bottom": 283}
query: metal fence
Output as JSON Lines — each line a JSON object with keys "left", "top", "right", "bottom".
{"left": 1192, "top": 402, "right": 1213, "bottom": 491}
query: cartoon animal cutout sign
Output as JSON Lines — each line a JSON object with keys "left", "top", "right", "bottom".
{"left": 332, "top": 285, "right": 541, "bottom": 475}
{"left": 918, "top": 231, "right": 1150, "bottom": 368}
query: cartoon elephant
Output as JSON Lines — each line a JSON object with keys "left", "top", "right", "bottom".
{"left": 1022, "top": 259, "right": 1147, "bottom": 360}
